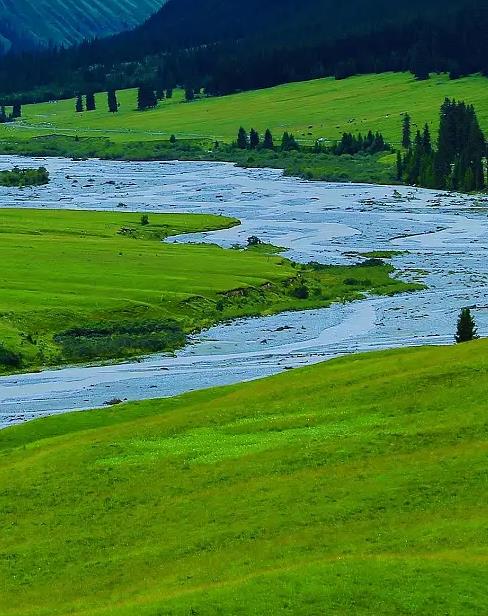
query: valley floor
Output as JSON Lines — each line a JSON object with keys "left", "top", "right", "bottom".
{"left": 1, "top": 341, "right": 487, "bottom": 614}
{"left": 0, "top": 208, "right": 414, "bottom": 375}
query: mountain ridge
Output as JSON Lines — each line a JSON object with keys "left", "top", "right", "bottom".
{"left": 0, "top": 0, "right": 165, "bottom": 53}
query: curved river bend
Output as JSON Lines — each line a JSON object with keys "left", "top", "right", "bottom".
{"left": 0, "top": 156, "right": 487, "bottom": 426}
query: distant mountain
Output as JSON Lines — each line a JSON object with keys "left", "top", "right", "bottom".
{"left": 0, "top": 0, "right": 165, "bottom": 53}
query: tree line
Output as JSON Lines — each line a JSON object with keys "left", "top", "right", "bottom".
{"left": 331, "top": 131, "right": 390, "bottom": 156}
{"left": 397, "top": 99, "right": 486, "bottom": 192}
{"left": 0, "top": 2, "right": 486, "bottom": 104}
{"left": 234, "top": 127, "right": 390, "bottom": 156}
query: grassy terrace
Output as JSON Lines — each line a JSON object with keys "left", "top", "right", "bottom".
{"left": 0, "top": 209, "right": 417, "bottom": 373}
{"left": 1, "top": 340, "right": 487, "bottom": 614}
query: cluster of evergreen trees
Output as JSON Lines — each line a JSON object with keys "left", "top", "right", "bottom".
{"left": 235, "top": 127, "right": 391, "bottom": 157}
{"left": 0, "top": 102, "right": 21, "bottom": 123}
{"left": 75, "top": 91, "right": 119, "bottom": 113}
{"left": 236, "top": 128, "right": 298, "bottom": 151}
{"left": 137, "top": 84, "right": 179, "bottom": 111}
{"left": 332, "top": 131, "right": 390, "bottom": 156}
{"left": 398, "top": 100, "right": 486, "bottom": 192}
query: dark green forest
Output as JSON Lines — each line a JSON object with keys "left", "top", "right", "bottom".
{"left": 0, "top": 0, "right": 484, "bottom": 103}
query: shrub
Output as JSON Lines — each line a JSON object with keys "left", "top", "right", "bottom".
{"left": 292, "top": 284, "right": 309, "bottom": 299}
{"left": 247, "top": 236, "right": 262, "bottom": 247}
{"left": 0, "top": 344, "right": 22, "bottom": 368}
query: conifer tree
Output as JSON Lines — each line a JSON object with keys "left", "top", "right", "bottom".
{"left": 402, "top": 114, "right": 411, "bottom": 149}
{"left": 455, "top": 308, "right": 478, "bottom": 343}
{"left": 11, "top": 103, "right": 21, "bottom": 118}
{"left": 281, "top": 132, "right": 299, "bottom": 151}
{"left": 237, "top": 127, "right": 248, "bottom": 149}
{"left": 75, "top": 94, "right": 84, "bottom": 113}
{"left": 263, "top": 129, "right": 274, "bottom": 149}
{"left": 86, "top": 92, "right": 96, "bottom": 111}
{"left": 107, "top": 90, "right": 118, "bottom": 113}
{"left": 422, "top": 124, "right": 432, "bottom": 154}
{"left": 185, "top": 87, "right": 195, "bottom": 102}
{"left": 249, "top": 128, "right": 260, "bottom": 149}
{"left": 166, "top": 88, "right": 173, "bottom": 99}
{"left": 137, "top": 85, "right": 157, "bottom": 111}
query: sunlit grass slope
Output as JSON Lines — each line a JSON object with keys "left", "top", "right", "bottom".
{"left": 4, "top": 73, "right": 488, "bottom": 144}
{"left": 1, "top": 340, "right": 487, "bottom": 615}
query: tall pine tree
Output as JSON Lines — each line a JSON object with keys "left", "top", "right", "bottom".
{"left": 86, "top": 92, "right": 96, "bottom": 111}
{"left": 402, "top": 114, "right": 411, "bottom": 149}
{"left": 237, "top": 127, "right": 248, "bottom": 149}
{"left": 107, "top": 90, "right": 118, "bottom": 113}
{"left": 75, "top": 94, "right": 84, "bottom": 113}
{"left": 455, "top": 308, "right": 478, "bottom": 343}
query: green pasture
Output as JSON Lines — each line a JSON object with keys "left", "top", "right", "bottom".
{"left": 3, "top": 72, "right": 488, "bottom": 144}
{"left": 1, "top": 340, "right": 487, "bottom": 614}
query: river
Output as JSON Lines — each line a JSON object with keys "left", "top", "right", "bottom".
{"left": 0, "top": 155, "right": 487, "bottom": 426}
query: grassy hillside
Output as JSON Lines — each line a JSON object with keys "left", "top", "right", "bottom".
{"left": 4, "top": 73, "right": 488, "bottom": 145}
{"left": 0, "top": 208, "right": 415, "bottom": 372}
{"left": 1, "top": 340, "right": 487, "bottom": 615}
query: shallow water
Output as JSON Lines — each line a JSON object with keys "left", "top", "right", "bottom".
{"left": 0, "top": 156, "right": 487, "bottom": 425}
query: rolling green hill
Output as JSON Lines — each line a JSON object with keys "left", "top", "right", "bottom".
{"left": 1, "top": 340, "right": 487, "bottom": 615}
{"left": 0, "top": 0, "right": 164, "bottom": 52}
{"left": 5, "top": 73, "right": 488, "bottom": 145}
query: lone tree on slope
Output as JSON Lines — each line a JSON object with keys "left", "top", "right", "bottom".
{"left": 11, "top": 103, "right": 21, "bottom": 118}
{"left": 75, "top": 94, "right": 84, "bottom": 113}
{"left": 455, "top": 307, "right": 479, "bottom": 343}
{"left": 108, "top": 90, "right": 118, "bottom": 113}
{"left": 86, "top": 92, "right": 96, "bottom": 111}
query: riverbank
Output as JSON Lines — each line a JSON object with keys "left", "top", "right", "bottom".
{"left": 0, "top": 133, "right": 397, "bottom": 184}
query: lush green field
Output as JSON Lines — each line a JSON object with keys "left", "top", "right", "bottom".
{"left": 0, "top": 209, "right": 416, "bottom": 372}
{"left": 1, "top": 340, "right": 487, "bottom": 615}
{"left": 3, "top": 73, "right": 488, "bottom": 145}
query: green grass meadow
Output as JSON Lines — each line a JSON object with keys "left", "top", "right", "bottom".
{"left": 4, "top": 72, "right": 488, "bottom": 145}
{"left": 0, "top": 208, "right": 416, "bottom": 372}
{"left": 1, "top": 340, "right": 487, "bottom": 615}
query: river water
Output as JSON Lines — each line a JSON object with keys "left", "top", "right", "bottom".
{"left": 0, "top": 156, "right": 487, "bottom": 425}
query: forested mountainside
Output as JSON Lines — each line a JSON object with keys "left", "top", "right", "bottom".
{"left": 0, "top": 0, "right": 484, "bottom": 100}
{"left": 0, "top": 0, "right": 164, "bottom": 53}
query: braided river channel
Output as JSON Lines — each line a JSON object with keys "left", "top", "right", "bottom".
{"left": 1, "top": 156, "right": 487, "bottom": 425}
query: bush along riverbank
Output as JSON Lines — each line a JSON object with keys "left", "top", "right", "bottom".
{"left": 0, "top": 133, "right": 397, "bottom": 184}
{"left": 0, "top": 165, "right": 49, "bottom": 186}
